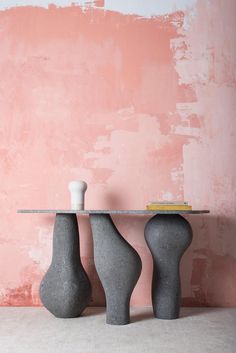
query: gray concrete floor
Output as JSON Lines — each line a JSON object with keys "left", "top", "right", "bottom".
{"left": 0, "top": 307, "right": 236, "bottom": 353}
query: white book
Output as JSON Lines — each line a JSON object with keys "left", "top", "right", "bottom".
{"left": 149, "top": 201, "right": 188, "bottom": 205}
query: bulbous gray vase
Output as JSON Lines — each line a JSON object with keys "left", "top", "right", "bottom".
{"left": 90, "top": 214, "right": 142, "bottom": 325}
{"left": 145, "top": 214, "right": 192, "bottom": 319}
{"left": 40, "top": 214, "right": 92, "bottom": 318}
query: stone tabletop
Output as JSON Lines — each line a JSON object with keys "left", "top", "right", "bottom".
{"left": 17, "top": 209, "right": 210, "bottom": 215}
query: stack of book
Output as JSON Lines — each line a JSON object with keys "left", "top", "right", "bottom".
{"left": 146, "top": 201, "right": 192, "bottom": 211}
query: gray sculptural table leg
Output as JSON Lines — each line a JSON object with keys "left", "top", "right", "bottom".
{"left": 145, "top": 214, "right": 192, "bottom": 319}
{"left": 40, "top": 213, "right": 91, "bottom": 318}
{"left": 90, "top": 214, "right": 142, "bottom": 325}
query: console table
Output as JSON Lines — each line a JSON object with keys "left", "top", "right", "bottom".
{"left": 18, "top": 209, "right": 209, "bottom": 325}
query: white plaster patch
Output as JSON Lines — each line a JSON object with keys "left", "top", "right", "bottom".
{"left": 174, "top": 125, "right": 200, "bottom": 137}
{"left": 104, "top": 0, "right": 197, "bottom": 17}
{"left": 171, "top": 168, "right": 183, "bottom": 183}
{"left": 161, "top": 192, "right": 173, "bottom": 201}
{"left": 0, "top": 0, "right": 197, "bottom": 17}
{"left": 0, "top": 288, "right": 6, "bottom": 298}
{"left": 28, "top": 227, "right": 52, "bottom": 270}
{"left": 0, "top": 0, "right": 95, "bottom": 10}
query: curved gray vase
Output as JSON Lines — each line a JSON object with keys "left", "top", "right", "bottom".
{"left": 40, "top": 214, "right": 92, "bottom": 318}
{"left": 145, "top": 214, "right": 192, "bottom": 319}
{"left": 90, "top": 214, "right": 142, "bottom": 325}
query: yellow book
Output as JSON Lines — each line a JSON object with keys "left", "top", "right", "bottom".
{"left": 146, "top": 204, "right": 192, "bottom": 211}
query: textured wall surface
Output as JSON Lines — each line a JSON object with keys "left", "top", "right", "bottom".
{"left": 0, "top": 0, "right": 235, "bottom": 307}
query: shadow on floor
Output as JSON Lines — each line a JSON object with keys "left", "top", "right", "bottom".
{"left": 130, "top": 309, "right": 154, "bottom": 323}
{"left": 83, "top": 307, "right": 106, "bottom": 317}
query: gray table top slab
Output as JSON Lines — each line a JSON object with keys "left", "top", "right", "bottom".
{"left": 17, "top": 209, "right": 210, "bottom": 215}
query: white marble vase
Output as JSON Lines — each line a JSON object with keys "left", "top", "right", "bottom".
{"left": 68, "top": 181, "right": 87, "bottom": 210}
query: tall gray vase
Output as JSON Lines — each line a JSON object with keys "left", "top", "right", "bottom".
{"left": 144, "top": 214, "right": 192, "bottom": 319}
{"left": 90, "top": 214, "right": 142, "bottom": 325}
{"left": 40, "top": 214, "right": 92, "bottom": 318}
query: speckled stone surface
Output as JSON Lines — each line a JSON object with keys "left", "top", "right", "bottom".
{"left": 90, "top": 214, "right": 142, "bottom": 325}
{"left": 18, "top": 209, "right": 210, "bottom": 214}
{"left": 144, "top": 214, "right": 193, "bottom": 320}
{"left": 40, "top": 214, "right": 91, "bottom": 318}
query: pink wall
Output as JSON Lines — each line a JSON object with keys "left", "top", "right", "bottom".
{"left": 0, "top": 0, "right": 235, "bottom": 307}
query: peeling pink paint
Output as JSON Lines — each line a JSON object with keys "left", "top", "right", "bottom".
{"left": 175, "top": 0, "right": 236, "bottom": 306}
{"left": 0, "top": 1, "right": 235, "bottom": 307}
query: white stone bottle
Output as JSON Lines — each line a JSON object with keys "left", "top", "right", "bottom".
{"left": 68, "top": 181, "right": 87, "bottom": 210}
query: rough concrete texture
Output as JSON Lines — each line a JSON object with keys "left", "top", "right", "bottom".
{"left": 0, "top": 307, "right": 236, "bottom": 353}
{"left": 145, "top": 214, "right": 192, "bottom": 319}
{"left": 40, "top": 214, "right": 91, "bottom": 318}
{"left": 90, "top": 214, "right": 142, "bottom": 325}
